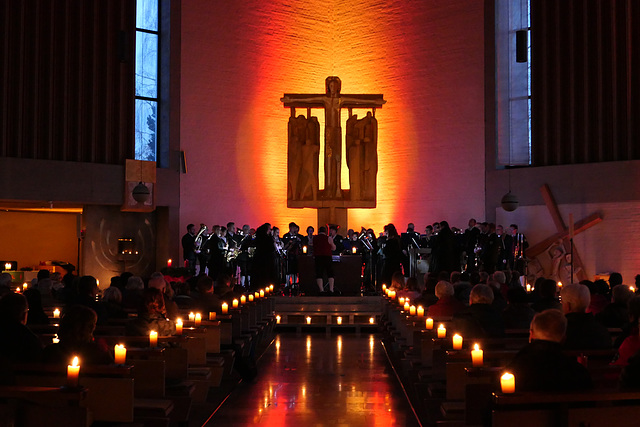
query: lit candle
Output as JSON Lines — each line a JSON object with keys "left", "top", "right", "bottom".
{"left": 249, "top": 294, "right": 254, "bottom": 302}
{"left": 352, "top": 246, "right": 357, "bottom": 254}
{"left": 369, "top": 317, "right": 375, "bottom": 324}
{"left": 254, "top": 291, "right": 259, "bottom": 299}
{"left": 195, "top": 313, "right": 201, "bottom": 326}
{"left": 221, "top": 302, "right": 228, "bottom": 314}
{"left": 149, "top": 330, "right": 158, "bottom": 347}
{"left": 23, "top": 283, "right": 28, "bottom": 291}
{"left": 276, "top": 315, "right": 281, "bottom": 324}
{"left": 241, "top": 295, "right": 246, "bottom": 305}
{"left": 452, "top": 333, "right": 463, "bottom": 350}
{"left": 306, "top": 316, "right": 312, "bottom": 324}
{"left": 382, "top": 284, "right": 387, "bottom": 292}
{"left": 426, "top": 318, "right": 434, "bottom": 329}
{"left": 417, "top": 306, "right": 424, "bottom": 317}
{"left": 4, "top": 262, "right": 11, "bottom": 270}
{"left": 557, "top": 281, "right": 563, "bottom": 289}
{"left": 501, "top": 372, "right": 515, "bottom": 394}
{"left": 167, "top": 258, "right": 172, "bottom": 267}
{"left": 53, "top": 308, "right": 60, "bottom": 318}
{"left": 270, "top": 284, "right": 274, "bottom": 292}
{"left": 114, "top": 344, "right": 126, "bottom": 364}
{"left": 67, "top": 356, "right": 80, "bottom": 387}
{"left": 189, "top": 312, "right": 195, "bottom": 322}
{"left": 232, "top": 299, "right": 239, "bottom": 308}
{"left": 409, "top": 305, "right": 416, "bottom": 316}
{"left": 399, "top": 297, "right": 405, "bottom": 305}
{"left": 209, "top": 312, "right": 217, "bottom": 320}
{"left": 631, "top": 286, "right": 637, "bottom": 293}
{"left": 302, "top": 246, "right": 307, "bottom": 254}
{"left": 437, "top": 324, "right": 446, "bottom": 338}
{"left": 471, "top": 343, "right": 483, "bottom": 367}
{"left": 52, "top": 334, "right": 59, "bottom": 344}
{"left": 337, "top": 316, "right": 342, "bottom": 325}
{"left": 15, "top": 287, "right": 20, "bottom": 293}
{"left": 176, "top": 318, "right": 183, "bottom": 335}
{"left": 403, "top": 302, "right": 410, "bottom": 311}
{"left": 389, "top": 290, "right": 396, "bottom": 299}
{"left": 260, "top": 289, "right": 265, "bottom": 298}
{"left": 526, "top": 283, "right": 531, "bottom": 293}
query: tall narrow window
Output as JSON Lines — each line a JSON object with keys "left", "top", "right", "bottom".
{"left": 496, "top": 0, "right": 531, "bottom": 166}
{"left": 135, "top": 0, "right": 159, "bottom": 161}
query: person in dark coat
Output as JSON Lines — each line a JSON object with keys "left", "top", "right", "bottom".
{"left": 430, "top": 221, "right": 460, "bottom": 275}
{"left": 0, "top": 292, "right": 43, "bottom": 364}
{"left": 427, "top": 281, "right": 465, "bottom": 318}
{"left": 250, "top": 223, "right": 277, "bottom": 290}
{"left": 561, "top": 283, "right": 611, "bottom": 350}
{"left": 507, "top": 309, "right": 591, "bottom": 392}
{"left": 531, "top": 279, "right": 563, "bottom": 312}
{"left": 453, "top": 284, "right": 505, "bottom": 338}
{"left": 502, "top": 286, "right": 536, "bottom": 330}
{"left": 380, "top": 223, "right": 403, "bottom": 286}
{"left": 597, "top": 284, "right": 633, "bottom": 329}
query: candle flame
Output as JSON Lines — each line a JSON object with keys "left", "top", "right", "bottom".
{"left": 176, "top": 318, "right": 183, "bottom": 326}
{"left": 453, "top": 333, "right": 461, "bottom": 339}
{"left": 71, "top": 356, "right": 79, "bottom": 367}
{"left": 557, "top": 281, "right": 563, "bottom": 288}
{"left": 501, "top": 372, "right": 514, "bottom": 381}
{"left": 439, "top": 324, "right": 444, "bottom": 329}
{"left": 474, "top": 343, "right": 480, "bottom": 351}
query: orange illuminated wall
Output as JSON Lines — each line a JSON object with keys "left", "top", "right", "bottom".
{"left": 180, "top": 0, "right": 486, "bottom": 233}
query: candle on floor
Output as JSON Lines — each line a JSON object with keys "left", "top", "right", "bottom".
{"left": 209, "top": 312, "right": 217, "bottom": 320}
{"left": 53, "top": 308, "right": 60, "bottom": 318}
{"left": 501, "top": 372, "right": 515, "bottom": 394}
{"left": 276, "top": 315, "right": 281, "bottom": 324}
{"left": 403, "top": 302, "right": 410, "bottom": 311}
{"left": 114, "top": 344, "right": 126, "bottom": 364}
{"left": 195, "top": 313, "right": 201, "bottom": 326}
{"left": 302, "top": 246, "right": 307, "bottom": 254}
{"left": 417, "top": 306, "right": 424, "bottom": 317}
{"left": 176, "top": 318, "right": 183, "bottom": 335}
{"left": 149, "top": 330, "right": 158, "bottom": 347}
{"left": 221, "top": 302, "right": 228, "bottom": 314}
{"left": 67, "top": 356, "right": 80, "bottom": 387}
{"left": 249, "top": 294, "right": 254, "bottom": 302}
{"left": 189, "top": 312, "right": 195, "bottom": 322}
{"left": 167, "top": 258, "right": 172, "bottom": 267}
{"left": 306, "top": 316, "right": 312, "bottom": 324}
{"left": 426, "top": 318, "right": 434, "bottom": 329}
{"left": 241, "top": 295, "right": 246, "bottom": 305}
{"left": 409, "top": 305, "right": 416, "bottom": 316}
{"left": 337, "top": 316, "right": 342, "bottom": 325}
{"left": 232, "top": 299, "right": 239, "bottom": 308}
{"left": 471, "top": 343, "right": 483, "bottom": 367}
{"left": 452, "top": 333, "right": 463, "bottom": 350}
{"left": 437, "top": 324, "right": 446, "bottom": 338}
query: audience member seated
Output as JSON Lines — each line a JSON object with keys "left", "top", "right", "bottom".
{"left": 502, "top": 286, "right": 535, "bottom": 330}
{"left": 453, "top": 271, "right": 472, "bottom": 306}
{"left": 215, "top": 274, "right": 240, "bottom": 305}
{"left": 491, "top": 270, "right": 508, "bottom": 299}
{"left": 173, "top": 281, "right": 196, "bottom": 309}
{"left": 562, "top": 283, "right": 611, "bottom": 350}
{"left": 149, "top": 272, "right": 180, "bottom": 320}
{"left": 126, "top": 288, "right": 176, "bottom": 337}
{"left": 614, "top": 296, "right": 640, "bottom": 348}
{"left": 194, "top": 274, "right": 221, "bottom": 313}
{"left": 453, "top": 284, "right": 505, "bottom": 338}
{"left": 401, "top": 277, "right": 421, "bottom": 301}
{"left": 609, "top": 272, "right": 623, "bottom": 290}
{"left": 426, "top": 281, "right": 465, "bottom": 318}
{"left": 488, "top": 280, "right": 507, "bottom": 312}
{"left": 507, "top": 309, "right": 592, "bottom": 391}
{"left": 0, "top": 292, "right": 43, "bottom": 363}
{"left": 101, "top": 286, "right": 129, "bottom": 320}
{"left": 23, "top": 288, "right": 49, "bottom": 325}
{"left": 414, "top": 273, "right": 439, "bottom": 308}
{"left": 42, "top": 305, "right": 113, "bottom": 365}
{"left": 586, "top": 279, "right": 610, "bottom": 315}
{"left": 0, "top": 272, "right": 13, "bottom": 297}
{"left": 597, "top": 285, "right": 633, "bottom": 329}
{"left": 69, "top": 275, "right": 109, "bottom": 325}
{"left": 122, "top": 275, "right": 144, "bottom": 310}
{"left": 531, "top": 279, "right": 562, "bottom": 312}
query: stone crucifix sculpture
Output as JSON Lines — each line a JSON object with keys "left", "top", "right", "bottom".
{"left": 281, "top": 77, "right": 385, "bottom": 230}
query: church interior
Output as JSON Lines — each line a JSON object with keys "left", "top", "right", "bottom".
{"left": 1, "top": 0, "right": 640, "bottom": 426}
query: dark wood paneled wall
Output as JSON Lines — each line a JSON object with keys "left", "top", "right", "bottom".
{"left": 0, "top": 0, "right": 135, "bottom": 164}
{"left": 531, "top": 0, "right": 640, "bottom": 166}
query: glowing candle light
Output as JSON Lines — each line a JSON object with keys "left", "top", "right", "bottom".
{"left": 114, "top": 344, "right": 126, "bottom": 364}
{"left": 4, "top": 263, "right": 11, "bottom": 270}
{"left": 209, "top": 312, "right": 217, "bottom": 320}
{"left": 382, "top": 284, "right": 387, "bottom": 292}
{"left": 260, "top": 289, "right": 265, "bottom": 298}
{"left": 306, "top": 316, "right": 312, "bottom": 324}
{"left": 23, "top": 282, "right": 28, "bottom": 291}
{"left": 221, "top": 302, "right": 228, "bottom": 314}
{"left": 501, "top": 372, "right": 515, "bottom": 394}
{"left": 417, "top": 306, "right": 424, "bottom": 317}
{"left": 352, "top": 246, "right": 357, "bottom": 254}
{"left": 67, "top": 356, "right": 80, "bottom": 387}
{"left": 471, "top": 343, "right": 483, "bottom": 367}
{"left": 426, "top": 318, "right": 434, "bottom": 329}
{"left": 526, "top": 283, "right": 531, "bottom": 293}
{"left": 403, "top": 302, "right": 410, "bottom": 311}
{"left": 15, "top": 287, "right": 20, "bottom": 293}
{"left": 176, "top": 318, "right": 183, "bottom": 335}
{"left": 254, "top": 291, "right": 259, "bottom": 299}
{"left": 189, "top": 312, "right": 195, "bottom": 322}
{"left": 232, "top": 299, "right": 239, "bottom": 308}
{"left": 389, "top": 290, "right": 396, "bottom": 299}
{"left": 437, "top": 324, "right": 446, "bottom": 338}
{"left": 337, "top": 316, "right": 342, "bottom": 325}
{"left": 399, "top": 297, "right": 405, "bottom": 305}
{"left": 249, "top": 294, "right": 254, "bottom": 302}
{"left": 52, "top": 334, "right": 59, "bottom": 344}
{"left": 241, "top": 295, "right": 246, "bottom": 305}
{"left": 409, "top": 305, "right": 416, "bottom": 316}
{"left": 452, "top": 333, "right": 463, "bottom": 350}
{"left": 302, "top": 246, "right": 307, "bottom": 254}
{"left": 557, "top": 281, "right": 563, "bottom": 289}
{"left": 369, "top": 317, "right": 375, "bottom": 324}
{"left": 53, "top": 308, "right": 60, "bottom": 318}
{"left": 270, "top": 284, "right": 274, "bottom": 292}
{"left": 195, "top": 313, "right": 201, "bottom": 327}
{"left": 167, "top": 259, "right": 172, "bottom": 267}
{"left": 276, "top": 315, "right": 281, "bottom": 324}
{"left": 149, "top": 330, "right": 158, "bottom": 347}
{"left": 631, "top": 286, "right": 636, "bottom": 293}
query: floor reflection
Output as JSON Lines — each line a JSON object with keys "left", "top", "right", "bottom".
{"left": 206, "top": 333, "right": 418, "bottom": 426}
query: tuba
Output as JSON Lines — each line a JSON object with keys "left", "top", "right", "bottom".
{"left": 194, "top": 224, "right": 207, "bottom": 254}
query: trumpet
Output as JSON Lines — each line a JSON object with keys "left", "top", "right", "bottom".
{"left": 194, "top": 224, "right": 208, "bottom": 254}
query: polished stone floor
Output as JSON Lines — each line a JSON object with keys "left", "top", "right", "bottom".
{"left": 205, "top": 333, "right": 419, "bottom": 426}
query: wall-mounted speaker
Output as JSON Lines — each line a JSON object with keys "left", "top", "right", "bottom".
{"left": 516, "top": 29, "right": 528, "bottom": 63}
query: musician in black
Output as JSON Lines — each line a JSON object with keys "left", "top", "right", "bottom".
{"left": 251, "top": 223, "right": 277, "bottom": 290}
{"left": 462, "top": 219, "right": 480, "bottom": 272}
{"left": 282, "top": 222, "right": 302, "bottom": 288}
{"left": 237, "top": 225, "right": 253, "bottom": 289}
{"left": 226, "top": 222, "right": 242, "bottom": 282}
{"left": 181, "top": 224, "right": 197, "bottom": 274}
{"left": 508, "top": 224, "right": 529, "bottom": 274}
{"left": 400, "top": 223, "right": 421, "bottom": 277}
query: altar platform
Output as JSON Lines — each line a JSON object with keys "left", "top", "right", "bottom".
{"left": 273, "top": 296, "right": 382, "bottom": 335}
